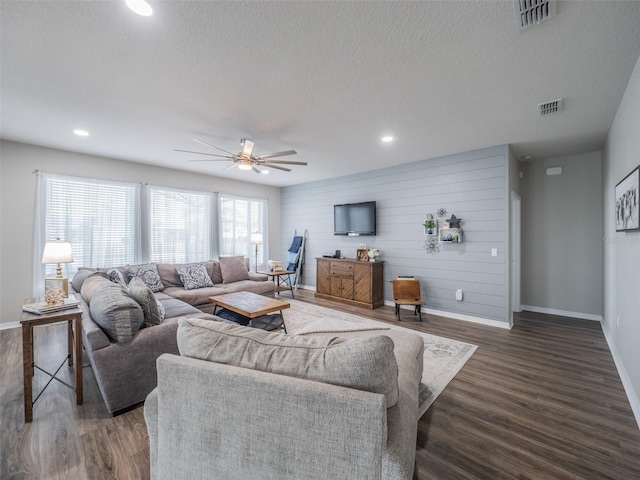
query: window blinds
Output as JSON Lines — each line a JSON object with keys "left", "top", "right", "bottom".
{"left": 148, "top": 186, "right": 213, "bottom": 264}
{"left": 44, "top": 174, "right": 137, "bottom": 276}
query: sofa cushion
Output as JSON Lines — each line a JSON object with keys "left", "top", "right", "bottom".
{"left": 71, "top": 267, "right": 98, "bottom": 292}
{"left": 176, "top": 262, "right": 214, "bottom": 290}
{"left": 162, "top": 285, "right": 230, "bottom": 307}
{"left": 156, "top": 263, "right": 183, "bottom": 288}
{"left": 215, "top": 279, "right": 275, "bottom": 295}
{"left": 128, "top": 277, "right": 164, "bottom": 327}
{"left": 177, "top": 318, "right": 399, "bottom": 408}
{"left": 218, "top": 256, "right": 249, "bottom": 284}
{"left": 156, "top": 295, "right": 205, "bottom": 318}
{"left": 128, "top": 263, "right": 164, "bottom": 292}
{"left": 81, "top": 274, "right": 144, "bottom": 343}
{"left": 206, "top": 261, "right": 223, "bottom": 285}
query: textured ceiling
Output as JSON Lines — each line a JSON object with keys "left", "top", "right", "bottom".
{"left": 2, "top": 1, "right": 640, "bottom": 187}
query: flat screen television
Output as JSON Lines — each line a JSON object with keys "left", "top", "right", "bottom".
{"left": 334, "top": 201, "right": 376, "bottom": 236}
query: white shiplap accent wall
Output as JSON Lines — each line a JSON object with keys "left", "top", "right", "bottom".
{"left": 281, "top": 145, "right": 511, "bottom": 325}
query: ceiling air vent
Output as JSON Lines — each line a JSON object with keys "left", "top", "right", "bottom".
{"left": 538, "top": 98, "right": 563, "bottom": 116}
{"left": 514, "top": 0, "right": 557, "bottom": 30}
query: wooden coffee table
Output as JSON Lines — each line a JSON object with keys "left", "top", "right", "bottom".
{"left": 209, "top": 292, "right": 290, "bottom": 332}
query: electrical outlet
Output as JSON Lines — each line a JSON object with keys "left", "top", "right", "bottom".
{"left": 491, "top": 248, "right": 498, "bottom": 257}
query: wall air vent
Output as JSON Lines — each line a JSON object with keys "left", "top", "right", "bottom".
{"left": 514, "top": 0, "right": 557, "bottom": 30}
{"left": 538, "top": 98, "right": 563, "bottom": 116}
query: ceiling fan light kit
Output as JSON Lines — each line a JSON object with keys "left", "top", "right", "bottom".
{"left": 175, "top": 138, "right": 307, "bottom": 174}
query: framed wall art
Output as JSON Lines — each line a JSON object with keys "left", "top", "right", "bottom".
{"left": 615, "top": 166, "right": 639, "bottom": 232}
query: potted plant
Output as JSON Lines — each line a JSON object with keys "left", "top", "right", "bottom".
{"left": 367, "top": 248, "right": 380, "bottom": 262}
{"left": 423, "top": 218, "right": 436, "bottom": 235}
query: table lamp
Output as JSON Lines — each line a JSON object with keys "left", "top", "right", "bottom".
{"left": 250, "top": 232, "right": 263, "bottom": 272}
{"left": 42, "top": 239, "right": 74, "bottom": 296}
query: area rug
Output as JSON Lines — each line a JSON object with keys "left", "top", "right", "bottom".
{"left": 284, "top": 300, "right": 477, "bottom": 419}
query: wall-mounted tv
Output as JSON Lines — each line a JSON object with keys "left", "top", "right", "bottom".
{"left": 334, "top": 201, "right": 376, "bottom": 236}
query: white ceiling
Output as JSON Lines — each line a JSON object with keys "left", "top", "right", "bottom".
{"left": 2, "top": 1, "right": 640, "bottom": 187}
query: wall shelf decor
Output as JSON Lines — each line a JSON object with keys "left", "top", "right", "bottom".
{"left": 423, "top": 215, "right": 438, "bottom": 236}
{"left": 424, "top": 238, "right": 440, "bottom": 254}
{"left": 439, "top": 228, "right": 463, "bottom": 243}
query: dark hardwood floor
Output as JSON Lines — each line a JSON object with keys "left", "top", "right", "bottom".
{"left": 2, "top": 289, "right": 640, "bottom": 479}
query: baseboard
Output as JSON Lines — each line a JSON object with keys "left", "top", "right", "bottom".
{"left": 299, "top": 286, "right": 510, "bottom": 328}
{"left": 601, "top": 323, "right": 640, "bottom": 430}
{"left": 521, "top": 305, "right": 603, "bottom": 322}
{"left": 0, "top": 321, "right": 20, "bottom": 331}
{"left": 385, "top": 301, "right": 512, "bottom": 329}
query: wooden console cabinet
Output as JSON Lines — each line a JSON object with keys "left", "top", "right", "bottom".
{"left": 315, "top": 258, "right": 384, "bottom": 309}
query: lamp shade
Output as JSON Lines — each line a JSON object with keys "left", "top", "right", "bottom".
{"left": 41, "top": 240, "right": 74, "bottom": 264}
{"left": 250, "top": 232, "right": 263, "bottom": 245}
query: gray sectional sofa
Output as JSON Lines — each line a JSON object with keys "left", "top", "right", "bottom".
{"left": 145, "top": 318, "right": 425, "bottom": 480}
{"left": 73, "top": 256, "right": 274, "bottom": 414}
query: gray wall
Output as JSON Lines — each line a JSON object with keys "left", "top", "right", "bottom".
{"left": 0, "top": 140, "right": 281, "bottom": 326}
{"left": 520, "top": 152, "right": 603, "bottom": 318}
{"left": 281, "top": 145, "right": 512, "bottom": 326}
{"left": 603, "top": 53, "right": 640, "bottom": 422}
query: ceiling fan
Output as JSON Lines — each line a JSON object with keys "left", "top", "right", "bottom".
{"left": 175, "top": 138, "right": 307, "bottom": 174}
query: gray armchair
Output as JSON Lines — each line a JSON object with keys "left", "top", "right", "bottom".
{"left": 144, "top": 319, "right": 424, "bottom": 479}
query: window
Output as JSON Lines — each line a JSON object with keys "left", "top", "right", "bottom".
{"left": 219, "top": 195, "right": 267, "bottom": 270}
{"left": 43, "top": 173, "right": 138, "bottom": 277}
{"left": 147, "top": 186, "right": 214, "bottom": 263}
{"left": 35, "top": 173, "right": 268, "bottom": 296}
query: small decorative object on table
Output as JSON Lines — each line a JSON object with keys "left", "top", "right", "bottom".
{"left": 22, "top": 294, "right": 81, "bottom": 315}
{"left": 267, "top": 260, "right": 283, "bottom": 271}
{"left": 44, "top": 288, "right": 65, "bottom": 306}
{"left": 368, "top": 248, "right": 380, "bottom": 262}
{"left": 356, "top": 248, "right": 369, "bottom": 261}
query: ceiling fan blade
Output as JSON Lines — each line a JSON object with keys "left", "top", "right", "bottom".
{"left": 255, "top": 150, "right": 297, "bottom": 160}
{"left": 251, "top": 165, "right": 261, "bottom": 174}
{"left": 262, "top": 164, "right": 292, "bottom": 172}
{"left": 223, "top": 162, "right": 238, "bottom": 171}
{"left": 174, "top": 149, "right": 230, "bottom": 158}
{"left": 242, "top": 139, "right": 255, "bottom": 157}
{"left": 261, "top": 160, "right": 307, "bottom": 166}
{"left": 193, "top": 139, "right": 236, "bottom": 156}
{"left": 187, "top": 159, "right": 232, "bottom": 162}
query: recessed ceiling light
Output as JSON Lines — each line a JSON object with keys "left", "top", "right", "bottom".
{"left": 73, "top": 129, "right": 89, "bottom": 137}
{"left": 126, "top": 0, "right": 153, "bottom": 17}
{"left": 381, "top": 136, "right": 394, "bottom": 143}
{"left": 521, "top": 155, "right": 532, "bottom": 160}
{"left": 261, "top": 170, "right": 270, "bottom": 175}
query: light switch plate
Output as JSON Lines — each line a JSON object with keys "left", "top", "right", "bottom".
{"left": 491, "top": 248, "right": 498, "bottom": 257}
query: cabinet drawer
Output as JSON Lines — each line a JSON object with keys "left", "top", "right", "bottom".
{"left": 330, "top": 262, "right": 353, "bottom": 278}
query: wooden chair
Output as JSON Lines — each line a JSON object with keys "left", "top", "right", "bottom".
{"left": 391, "top": 279, "right": 425, "bottom": 321}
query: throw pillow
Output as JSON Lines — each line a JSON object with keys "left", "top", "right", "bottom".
{"left": 175, "top": 262, "right": 214, "bottom": 290}
{"left": 128, "top": 263, "right": 164, "bottom": 292}
{"left": 128, "top": 277, "right": 163, "bottom": 328}
{"left": 107, "top": 268, "right": 127, "bottom": 286}
{"left": 81, "top": 274, "right": 144, "bottom": 343}
{"left": 178, "top": 319, "right": 399, "bottom": 408}
{"left": 206, "top": 261, "right": 223, "bottom": 285}
{"left": 218, "top": 256, "right": 249, "bottom": 284}
{"left": 71, "top": 267, "right": 98, "bottom": 293}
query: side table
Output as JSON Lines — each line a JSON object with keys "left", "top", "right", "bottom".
{"left": 257, "top": 270, "right": 296, "bottom": 299}
{"left": 20, "top": 302, "right": 83, "bottom": 423}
